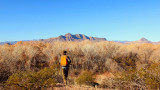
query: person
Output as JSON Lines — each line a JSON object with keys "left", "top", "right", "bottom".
{"left": 60, "top": 50, "right": 71, "bottom": 85}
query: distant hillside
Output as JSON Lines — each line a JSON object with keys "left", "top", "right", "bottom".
{"left": 135, "top": 38, "right": 152, "bottom": 43}
{"left": 0, "top": 41, "right": 18, "bottom": 45}
{"left": 42, "top": 33, "right": 107, "bottom": 43}
{"left": 125, "top": 38, "right": 152, "bottom": 44}
{"left": 0, "top": 40, "right": 31, "bottom": 45}
{"left": 115, "top": 38, "right": 160, "bottom": 44}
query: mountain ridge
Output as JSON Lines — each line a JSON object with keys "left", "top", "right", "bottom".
{"left": 1, "top": 34, "right": 160, "bottom": 45}
{"left": 42, "top": 33, "right": 107, "bottom": 43}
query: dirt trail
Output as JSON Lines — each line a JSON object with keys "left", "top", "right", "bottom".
{"left": 49, "top": 83, "right": 105, "bottom": 90}
{"left": 50, "top": 72, "right": 114, "bottom": 90}
{"left": 0, "top": 83, "right": 105, "bottom": 90}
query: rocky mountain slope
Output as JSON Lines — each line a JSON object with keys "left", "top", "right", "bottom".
{"left": 41, "top": 33, "right": 107, "bottom": 43}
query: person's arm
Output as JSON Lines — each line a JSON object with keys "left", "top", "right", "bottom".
{"left": 59, "top": 56, "right": 61, "bottom": 64}
{"left": 67, "top": 56, "right": 71, "bottom": 64}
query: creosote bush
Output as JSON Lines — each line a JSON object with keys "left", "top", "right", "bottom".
{"left": 4, "top": 67, "right": 60, "bottom": 90}
{"left": 75, "top": 71, "right": 95, "bottom": 86}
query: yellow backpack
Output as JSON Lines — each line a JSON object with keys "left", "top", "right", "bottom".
{"left": 60, "top": 55, "right": 68, "bottom": 66}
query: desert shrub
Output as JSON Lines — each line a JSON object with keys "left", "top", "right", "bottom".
{"left": 4, "top": 67, "right": 60, "bottom": 90}
{"left": 0, "top": 43, "right": 50, "bottom": 73}
{"left": 75, "top": 71, "right": 95, "bottom": 86}
{"left": 99, "top": 71, "right": 145, "bottom": 89}
{"left": 149, "top": 47, "right": 160, "bottom": 63}
{"left": 130, "top": 44, "right": 155, "bottom": 69}
{"left": 68, "top": 41, "right": 121, "bottom": 73}
{"left": 113, "top": 63, "right": 160, "bottom": 89}
{"left": 113, "top": 69, "right": 145, "bottom": 89}
{"left": 113, "top": 52, "right": 138, "bottom": 71}
{"left": 0, "top": 62, "right": 12, "bottom": 82}
{"left": 105, "top": 58, "right": 123, "bottom": 72}
{"left": 100, "top": 78, "right": 115, "bottom": 89}
{"left": 138, "top": 63, "right": 160, "bottom": 89}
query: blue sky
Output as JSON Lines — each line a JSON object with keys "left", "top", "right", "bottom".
{"left": 0, "top": 0, "right": 160, "bottom": 42}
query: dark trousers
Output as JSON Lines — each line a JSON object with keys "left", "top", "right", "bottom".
{"left": 62, "top": 66, "right": 69, "bottom": 84}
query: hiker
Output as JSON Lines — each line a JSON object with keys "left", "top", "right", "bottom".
{"left": 60, "top": 50, "right": 71, "bottom": 85}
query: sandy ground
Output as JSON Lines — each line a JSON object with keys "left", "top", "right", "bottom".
{"left": 48, "top": 83, "right": 105, "bottom": 90}
{"left": 48, "top": 72, "right": 114, "bottom": 90}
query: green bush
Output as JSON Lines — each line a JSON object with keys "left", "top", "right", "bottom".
{"left": 4, "top": 67, "right": 59, "bottom": 90}
{"left": 75, "top": 71, "right": 95, "bottom": 86}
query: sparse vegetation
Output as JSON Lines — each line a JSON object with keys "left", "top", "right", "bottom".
{"left": 75, "top": 71, "right": 95, "bottom": 86}
{"left": 0, "top": 41, "right": 160, "bottom": 89}
{"left": 4, "top": 67, "right": 60, "bottom": 90}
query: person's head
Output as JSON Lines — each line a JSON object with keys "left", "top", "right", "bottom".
{"left": 63, "top": 50, "right": 67, "bottom": 55}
